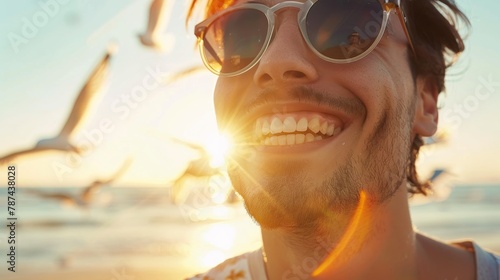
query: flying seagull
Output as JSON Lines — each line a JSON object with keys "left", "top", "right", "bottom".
{"left": 409, "top": 168, "right": 454, "bottom": 206}
{"left": 0, "top": 46, "right": 116, "bottom": 165}
{"left": 139, "top": 0, "right": 173, "bottom": 51}
{"left": 78, "top": 157, "right": 133, "bottom": 205}
{"left": 169, "top": 137, "right": 224, "bottom": 204}
{"left": 143, "top": 128, "right": 231, "bottom": 204}
{"left": 26, "top": 157, "right": 132, "bottom": 208}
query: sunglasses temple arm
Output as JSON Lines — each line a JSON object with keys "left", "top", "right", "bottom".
{"left": 396, "top": 10, "right": 416, "bottom": 56}
{"left": 203, "top": 40, "right": 224, "bottom": 66}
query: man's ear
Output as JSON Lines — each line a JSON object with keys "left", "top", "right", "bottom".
{"left": 413, "top": 76, "right": 439, "bottom": 137}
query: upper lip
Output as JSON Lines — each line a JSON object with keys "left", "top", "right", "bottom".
{"left": 241, "top": 85, "right": 364, "bottom": 124}
{"left": 245, "top": 101, "right": 353, "bottom": 122}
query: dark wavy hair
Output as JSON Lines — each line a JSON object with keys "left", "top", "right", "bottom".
{"left": 403, "top": 0, "right": 469, "bottom": 195}
{"left": 186, "top": 0, "right": 470, "bottom": 195}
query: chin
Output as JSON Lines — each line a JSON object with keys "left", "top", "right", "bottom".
{"left": 227, "top": 158, "right": 365, "bottom": 229}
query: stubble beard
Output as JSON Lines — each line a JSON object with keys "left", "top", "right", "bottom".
{"left": 227, "top": 93, "right": 416, "bottom": 231}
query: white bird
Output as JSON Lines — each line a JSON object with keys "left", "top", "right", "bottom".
{"left": 26, "top": 158, "right": 132, "bottom": 208}
{"left": 409, "top": 169, "right": 454, "bottom": 206}
{"left": 147, "top": 128, "right": 238, "bottom": 204}
{"left": 0, "top": 46, "right": 115, "bottom": 165}
{"left": 139, "top": 0, "right": 173, "bottom": 51}
{"left": 169, "top": 137, "right": 224, "bottom": 204}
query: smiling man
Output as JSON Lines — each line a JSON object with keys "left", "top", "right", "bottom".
{"left": 186, "top": 0, "right": 499, "bottom": 279}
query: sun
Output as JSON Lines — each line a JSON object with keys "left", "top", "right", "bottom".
{"left": 205, "top": 133, "right": 233, "bottom": 168}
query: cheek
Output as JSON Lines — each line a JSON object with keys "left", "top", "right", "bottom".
{"left": 213, "top": 81, "right": 225, "bottom": 120}
{"left": 214, "top": 101, "right": 231, "bottom": 133}
{"left": 338, "top": 57, "right": 414, "bottom": 150}
{"left": 213, "top": 78, "right": 245, "bottom": 132}
{"left": 343, "top": 60, "right": 394, "bottom": 123}
{"left": 358, "top": 54, "right": 413, "bottom": 110}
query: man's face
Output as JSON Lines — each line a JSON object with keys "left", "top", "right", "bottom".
{"left": 212, "top": 0, "right": 424, "bottom": 229}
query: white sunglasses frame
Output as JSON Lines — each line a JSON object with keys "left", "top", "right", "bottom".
{"left": 194, "top": 0, "right": 415, "bottom": 77}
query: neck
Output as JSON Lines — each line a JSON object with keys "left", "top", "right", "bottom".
{"left": 261, "top": 186, "right": 419, "bottom": 280}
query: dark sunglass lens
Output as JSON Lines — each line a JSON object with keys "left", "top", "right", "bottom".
{"left": 306, "top": 0, "right": 384, "bottom": 60}
{"left": 203, "top": 9, "right": 268, "bottom": 74}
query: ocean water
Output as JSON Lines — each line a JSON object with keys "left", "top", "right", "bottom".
{"left": 0, "top": 184, "right": 499, "bottom": 279}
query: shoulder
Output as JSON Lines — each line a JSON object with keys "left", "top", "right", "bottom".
{"left": 417, "top": 235, "right": 500, "bottom": 279}
{"left": 185, "top": 250, "right": 257, "bottom": 280}
{"left": 458, "top": 241, "right": 500, "bottom": 280}
{"left": 416, "top": 234, "right": 476, "bottom": 279}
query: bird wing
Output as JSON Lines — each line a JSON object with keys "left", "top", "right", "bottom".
{"left": 0, "top": 147, "right": 55, "bottom": 165}
{"left": 170, "top": 137, "right": 207, "bottom": 154}
{"left": 429, "top": 169, "right": 447, "bottom": 182}
{"left": 146, "top": 0, "right": 170, "bottom": 37}
{"left": 142, "top": 129, "right": 209, "bottom": 155}
{"left": 164, "top": 65, "right": 206, "bottom": 85}
{"left": 80, "top": 157, "right": 133, "bottom": 203}
{"left": 427, "top": 169, "right": 454, "bottom": 201}
{"left": 139, "top": 0, "right": 174, "bottom": 50}
{"left": 58, "top": 48, "right": 113, "bottom": 138}
{"left": 99, "top": 157, "right": 133, "bottom": 185}
{"left": 26, "top": 189, "right": 75, "bottom": 203}
{"left": 185, "top": 157, "right": 219, "bottom": 177}
{"left": 85, "top": 157, "right": 132, "bottom": 189}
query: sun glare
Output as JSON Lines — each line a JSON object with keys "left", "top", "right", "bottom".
{"left": 208, "top": 176, "right": 233, "bottom": 204}
{"left": 202, "top": 223, "right": 236, "bottom": 250}
{"left": 206, "top": 133, "right": 233, "bottom": 168}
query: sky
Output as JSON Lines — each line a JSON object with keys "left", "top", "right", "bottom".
{"left": 0, "top": 0, "right": 499, "bottom": 187}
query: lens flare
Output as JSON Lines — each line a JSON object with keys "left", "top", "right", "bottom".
{"left": 312, "top": 190, "right": 368, "bottom": 277}
{"left": 206, "top": 133, "right": 233, "bottom": 168}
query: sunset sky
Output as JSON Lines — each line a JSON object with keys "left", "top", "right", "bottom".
{"left": 0, "top": 0, "right": 499, "bottom": 187}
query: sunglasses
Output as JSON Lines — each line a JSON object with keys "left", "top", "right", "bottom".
{"left": 194, "top": 0, "right": 415, "bottom": 77}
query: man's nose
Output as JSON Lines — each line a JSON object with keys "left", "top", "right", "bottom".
{"left": 253, "top": 14, "right": 319, "bottom": 87}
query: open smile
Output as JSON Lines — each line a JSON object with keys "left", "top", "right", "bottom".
{"left": 254, "top": 112, "right": 345, "bottom": 146}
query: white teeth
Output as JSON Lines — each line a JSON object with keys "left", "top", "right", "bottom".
{"left": 283, "top": 116, "right": 296, "bottom": 133}
{"left": 262, "top": 120, "right": 270, "bottom": 135}
{"left": 270, "top": 118, "right": 283, "bottom": 134}
{"left": 270, "top": 136, "right": 278, "bottom": 145}
{"left": 261, "top": 132, "right": 336, "bottom": 146}
{"left": 278, "top": 135, "right": 287, "bottom": 145}
{"left": 320, "top": 121, "right": 328, "bottom": 134}
{"left": 296, "top": 117, "right": 308, "bottom": 132}
{"left": 305, "top": 133, "right": 315, "bottom": 142}
{"left": 296, "top": 134, "right": 305, "bottom": 144}
{"left": 327, "top": 124, "right": 335, "bottom": 136}
{"left": 256, "top": 115, "right": 343, "bottom": 146}
{"left": 308, "top": 118, "right": 320, "bottom": 133}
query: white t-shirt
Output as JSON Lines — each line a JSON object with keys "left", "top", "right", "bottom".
{"left": 186, "top": 241, "right": 500, "bottom": 280}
